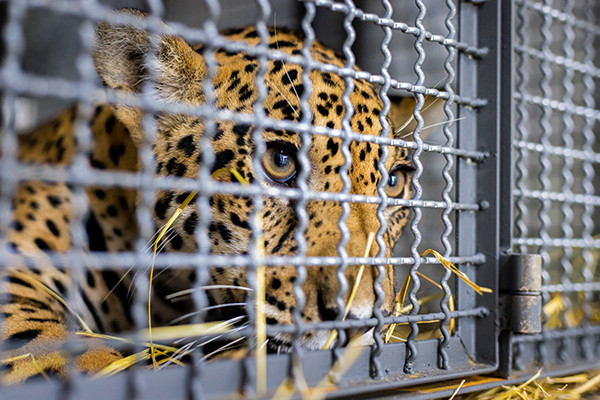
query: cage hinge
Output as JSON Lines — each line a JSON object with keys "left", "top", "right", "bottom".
{"left": 499, "top": 254, "right": 542, "bottom": 334}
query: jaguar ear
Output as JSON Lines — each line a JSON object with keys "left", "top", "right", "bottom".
{"left": 388, "top": 95, "right": 446, "bottom": 142}
{"left": 92, "top": 8, "right": 206, "bottom": 142}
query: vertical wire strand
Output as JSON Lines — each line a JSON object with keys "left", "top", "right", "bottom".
{"left": 536, "top": 0, "right": 553, "bottom": 367}
{"left": 372, "top": 0, "right": 393, "bottom": 380}
{"left": 132, "top": 3, "right": 166, "bottom": 397}
{"left": 512, "top": 0, "right": 530, "bottom": 372}
{"left": 0, "top": 0, "right": 26, "bottom": 393}
{"left": 404, "top": 0, "right": 426, "bottom": 375}
{"left": 579, "top": 0, "right": 597, "bottom": 361}
{"left": 513, "top": 0, "right": 530, "bottom": 255}
{"left": 557, "top": 0, "right": 576, "bottom": 363}
{"left": 192, "top": 1, "right": 221, "bottom": 398}
{"left": 404, "top": 0, "right": 427, "bottom": 374}
{"left": 438, "top": 0, "right": 457, "bottom": 371}
{"left": 290, "top": 0, "right": 315, "bottom": 387}
{"left": 332, "top": 0, "right": 357, "bottom": 353}
{"left": 64, "top": 2, "right": 104, "bottom": 394}
{"left": 247, "top": 0, "right": 271, "bottom": 395}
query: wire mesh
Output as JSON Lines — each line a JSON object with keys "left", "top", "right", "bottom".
{"left": 511, "top": 0, "right": 600, "bottom": 375}
{"left": 0, "top": 0, "right": 497, "bottom": 398}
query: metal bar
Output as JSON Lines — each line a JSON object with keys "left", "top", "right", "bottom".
{"left": 471, "top": 0, "right": 501, "bottom": 369}
{"left": 0, "top": 59, "right": 488, "bottom": 109}
{"left": 514, "top": 92, "right": 600, "bottom": 121}
{"left": 404, "top": 0, "right": 427, "bottom": 374}
{"left": 288, "top": 0, "right": 315, "bottom": 388}
{"left": 512, "top": 0, "right": 529, "bottom": 257}
{"left": 542, "top": 282, "right": 600, "bottom": 294}
{"left": 578, "top": 0, "right": 598, "bottom": 361}
{"left": 514, "top": 140, "right": 600, "bottom": 165}
{"left": 556, "top": 0, "right": 577, "bottom": 363}
{"left": 497, "top": 0, "right": 516, "bottom": 376}
{"left": 513, "top": 237, "right": 600, "bottom": 249}
{"left": 0, "top": 164, "right": 484, "bottom": 210}
{"left": 371, "top": 0, "right": 393, "bottom": 379}
{"left": 513, "top": 188, "right": 600, "bottom": 208}
{"left": 514, "top": 44, "right": 600, "bottom": 80}
{"left": 3, "top": 251, "right": 487, "bottom": 270}
{"left": 438, "top": 0, "right": 458, "bottom": 371}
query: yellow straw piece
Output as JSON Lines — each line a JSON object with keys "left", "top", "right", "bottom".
{"left": 385, "top": 250, "right": 480, "bottom": 344}
{"left": 310, "top": 339, "right": 364, "bottom": 400}
{"left": 323, "top": 232, "right": 376, "bottom": 350}
{"left": 148, "top": 190, "right": 198, "bottom": 369}
{"left": 545, "top": 374, "right": 588, "bottom": 384}
{"left": 421, "top": 249, "right": 492, "bottom": 295}
{"left": 272, "top": 378, "right": 296, "bottom": 400}
{"left": 416, "top": 271, "right": 441, "bottom": 289}
{"left": 95, "top": 347, "right": 184, "bottom": 378}
{"left": 272, "top": 352, "right": 312, "bottom": 400}
{"left": 76, "top": 330, "right": 178, "bottom": 353}
{"left": 572, "top": 370, "right": 600, "bottom": 395}
{"left": 256, "top": 226, "right": 267, "bottom": 397}
{"left": 139, "top": 322, "right": 231, "bottom": 342}
{"left": 1, "top": 353, "right": 50, "bottom": 382}
{"left": 210, "top": 169, "right": 265, "bottom": 393}
{"left": 211, "top": 167, "right": 249, "bottom": 186}
{"left": 95, "top": 349, "right": 151, "bottom": 377}
{"left": 385, "top": 270, "right": 412, "bottom": 343}
{"left": 146, "top": 167, "right": 248, "bottom": 369}
{"left": 448, "top": 379, "right": 465, "bottom": 400}
{"left": 519, "top": 368, "right": 543, "bottom": 389}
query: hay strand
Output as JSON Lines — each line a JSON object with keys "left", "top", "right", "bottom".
{"left": 323, "top": 232, "right": 375, "bottom": 350}
{"left": 148, "top": 190, "right": 198, "bottom": 369}
{"left": 421, "top": 249, "right": 492, "bottom": 295}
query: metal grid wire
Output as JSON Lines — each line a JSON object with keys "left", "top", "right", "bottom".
{"left": 511, "top": 0, "right": 600, "bottom": 375}
{"left": 0, "top": 0, "right": 500, "bottom": 399}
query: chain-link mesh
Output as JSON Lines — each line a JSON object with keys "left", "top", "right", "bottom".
{"left": 0, "top": 0, "right": 502, "bottom": 398}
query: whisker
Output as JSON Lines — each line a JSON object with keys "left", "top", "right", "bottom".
{"left": 395, "top": 114, "right": 414, "bottom": 135}
{"left": 201, "top": 336, "right": 245, "bottom": 361}
{"left": 166, "top": 285, "right": 253, "bottom": 301}
{"left": 168, "top": 303, "right": 247, "bottom": 325}
{"left": 173, "top": 322, "right": 248, "bottom": 348}
{"left": 193, "top": 323, "right": 249, "bottom": 349}
{"left": 264, "top": 78, "right": 299, "bottom": 119}
{"left": 158, "top": 341, "right": 196, "bottom": 370}
{"left": 103, "top": 227, "right": 177, "bottom": 302}
{"left": 125, "top": 230, "right": 178, "bottom": 297}
{"left": 399, "top": 117, "right": 465, "bottom": 139}
{"left": 273, "top": 20, "right": 301, "bottom": 110}
{"left": 395, "top": 87, "right": 444, "bottom": 135}
{"left": 170, "top": 317, "right": 247, "bottom": 348}
{"left": 258, "top": 338, "right": 270, "bottom": 352}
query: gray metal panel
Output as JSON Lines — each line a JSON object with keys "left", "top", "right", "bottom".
{"left": 0, "top": 0, "right": 505, "bottom": 398}
{"left": 0, "top": 338, "right": 496, "bottom": 400}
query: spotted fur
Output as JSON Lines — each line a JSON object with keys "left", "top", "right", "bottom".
{"left": 1, "top": 9, "right": 442, "bottom": 382}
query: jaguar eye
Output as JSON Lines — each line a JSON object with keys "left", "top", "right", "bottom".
{"left": 262, "top": 145, "right": 297, "bottom": 185}
{"left": 384, "top": 169, "right": 407, "bottom": 198}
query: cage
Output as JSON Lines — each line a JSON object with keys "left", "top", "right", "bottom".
{"left": 0, "top": 0, "right": 597, "bottom": 399}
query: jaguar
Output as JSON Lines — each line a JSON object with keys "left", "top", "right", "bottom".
{"left": 1, "top": 8, "right": 441, "bottom": 383}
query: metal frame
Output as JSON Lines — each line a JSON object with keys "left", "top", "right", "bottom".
{"left": 0, "top": 0, "right": 598, "bottom": 399}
